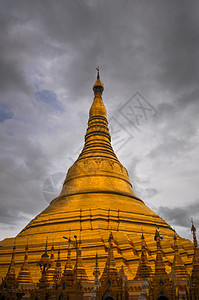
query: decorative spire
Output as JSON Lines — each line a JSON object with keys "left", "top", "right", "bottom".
{"left": 118, "top": 265, "right": 127, "bottom": 284}
{"left": 191, "top": 219, "right": 199, "bottom": 264}
{"left": 154, "top": 229, "right": 167, "bottom": 277}
{"left": 92, "top": 67, "right": 104, "bottom": 96}
{"left": 170, "top": 232, "right": 188, "bottom": 280}
{"left": 65, "top": 238, "right": 72, "bottom": 270}
{"left": 93, "top": 253, "right": 100, "bottom": 278}
{"left": 107, "top": 232, "right": 116, "bottom": 269}
{"left": 37, "top": 238, "right": 51, "bottom": 290}
{"left": 5, "top": 241, "right": 17, "bottom": 289}
{"left": 134, "top": 233, "right": 151, "bottom": 280}
{"left": 59, "top": 69, "right": 136, "bottom": 201}
{"left": 17, "top": 242, "right": 33, "bottom": 285}
{"left": 74, "top": 236, "right": 88, "bottom": 282}
{"left": 42, "top": 237, "right": 49, "bottom": 259}
{"left": 190, "top": 220, "right": 199, "bottom": 289}
{"left": 93, "top": 253, "right": 100, "bottom": 292}
{"left": 89, "top": 68, "right": 106, "bottom": 119}
{"left": 148, "top": 230, "right": 173, "bottom": 299}
{"left": 46, "top": 242, "right": 56, "bottom": 283}
{"left": 53, "top": 248, "right": 62, "bottom": 288}
{"left": 38, "top": 238, "right": 51, "bottom": 268}
{"left": 62, "top": 238, "right": 74, "bottom": 287}
{"left": 100, "top": 232, "right": 119, "bottom": 288}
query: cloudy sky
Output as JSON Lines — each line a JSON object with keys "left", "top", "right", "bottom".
{"left": 0, "top": 0, "right": 199, "bottom": 241}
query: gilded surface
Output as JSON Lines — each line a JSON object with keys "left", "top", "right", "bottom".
{"left": 0, "top": 73, "right": 195, "bottom": 291}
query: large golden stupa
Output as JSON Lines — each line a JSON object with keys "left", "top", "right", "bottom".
{"left": 0, "top": 71, "right": 197, "bottom": 299}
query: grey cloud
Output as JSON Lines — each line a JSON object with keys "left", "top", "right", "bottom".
{"left": 158, "top": 200, "right": 199, "bottom": 229}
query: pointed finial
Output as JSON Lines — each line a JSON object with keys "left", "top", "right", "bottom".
{"left": 93, "top": 67, "right": 104, "bottom": 95}
{"left": 141, "top": 228, "right": 144, "bottom": 240}
{"left": 93, "top": 253, "right": 100, "bottom": 277}
{"left": 96, "top": 67, "right": 100, "bottom": 79}
{"left": 191, "top": 218, "right": 196, "bottom": 233}
{"left": 41, "top": 237, "right": 49, "bottom": 258}
{"left": 191, "top": 219, "right": 198, "bottom": 250}
{"left": 108, "top": 231, "right": 113, "bottom": 243}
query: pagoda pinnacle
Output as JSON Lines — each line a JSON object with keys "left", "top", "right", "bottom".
{"left": 93, "top": 253, "right": 100, "bottom": 278}
{"left": 38, "top": 238, "right": 51, "bottom": 274}
{"left": 90, "top": 67, "right": 106, "bottom": 118}
{"left": 134, "top": 233, "right": 151, "bottom": 280}
{"left": 100, "top": 232, "right": 119, "bottom": 289}
{"left": 17, "top": 242, "right": 33, "bottom": 285}
{"left": 170, "top": 232, "right": 188, "bottom": 280}
{"left": 74, "top": 236, "right": 88, "bottom": 282}
{"left": 5, "top": 241, "right": 17, "bottom": 289}
{"left": 58, "top": 69, "right": 136, "bottom": 200}
{"left": 106, "top": 232, "right": 116, "bottom": 269}
{"left": 148, "top": 230, "right": 173, "bottom": 298}
{"left": 46, "top": 243, "right": 56, "bottom": 283}
{"left": 191, "top": 219, "right": 198, "bottom": 256}
{"left": 154, "top": 229, "right": 167, "bottom": 277}
{"left": 190, "top": 220, "right": 199, "bottom": 289}
{"left": 53, "top": 248, "right": 62, "bottom": 287}
{"left": 62, "top": 238, "right": 74, "bottom": 287}
{"left": 92, "top": 67, "right": 104, "bottom": 96}
{"left": 65, "top": 238, "right": 72, "bottom": 270}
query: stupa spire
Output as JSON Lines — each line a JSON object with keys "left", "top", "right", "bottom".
{"left": 190, "top": 220, "right": 199, "bottom": 290}
{"left": 46, "top": 242, "right": 56, "bottom": 283}
{"left": 81, "top": 68, "right": 113, "bottom": 160}
{"left": 37, "top": 238, "right": 51, "bottom": 290}
{"left": 74, "top": 236, "right": 88, "bottom": 282}
{"left": 58, "top": 69, "right": 136, "bottom": 200}
{"left": 93, "top": 253, "right": 100, "bottom": 278}
{"left": 92, "top": 67, "right": 104, "bottom": 97}
{"left": 17, "top": 242, "right": 33, "bottom": 285}
{"left": 134, "top": 233, "right": 151, "bottom": 280}
{"left": 191, "top": 220, "right": 199, "bottom": 263}
{"left": 170, "top": 232, "right": 188, "bottom": 280}
{"left": 53, "top": 248, "right": 62, "bottom": 287}
{"left": 100, "top": 232, "right": 121, "bottom": 292}
{"left": 154, "top": 229, "right": 167, "bottom": 277}
{"left": 5, "top": 241, "right": 17, "bottom": 289}
{"left": 62, "top": 238, "right": 74, "bottom": 287}
{"left": 148, "top": 230, "right": 173, "bottom": 298}
{"left": 65, "top": 238, "right": 72, "bottom": 270}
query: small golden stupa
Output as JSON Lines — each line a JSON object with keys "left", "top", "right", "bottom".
{"left": 0, "top": 70, "right": 197, "bottom": 299}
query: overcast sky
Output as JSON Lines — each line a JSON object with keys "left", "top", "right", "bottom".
{"left": 0, "top": 0, "right": 199, "bottom": 241}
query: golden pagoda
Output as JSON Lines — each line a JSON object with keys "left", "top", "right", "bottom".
{"left": 17, "top": 242, "right": 33, "bottom": 286}
{"left": 0, "top": 70, "right": 197, "bottom": 299}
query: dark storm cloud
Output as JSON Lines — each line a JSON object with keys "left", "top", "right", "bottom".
{"left": 0, "top": 0, "right": 198, "bottom": 239}
{"left": 158, "top": 200, "right": 199, "bottom": 229}
{"left": 0, "top": 9, "right": 31, "bottom": 93}
{"left": 143, "top": 2, "right": 199, "bottom": 92}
